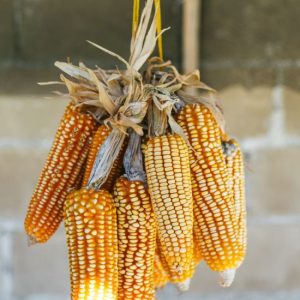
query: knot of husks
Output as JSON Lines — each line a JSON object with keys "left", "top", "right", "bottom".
{"left": 104, "top": 101, "right": 149, "bottom": 136}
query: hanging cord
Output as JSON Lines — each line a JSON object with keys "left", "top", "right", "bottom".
{"left": 132, "top": 0, "right": 163, "bottom": 60}
{"left": 132, "top": 0, "right": 140, "bottom": 39}
{"left": 154, "top": 0, "right": 163, "bottom": 60}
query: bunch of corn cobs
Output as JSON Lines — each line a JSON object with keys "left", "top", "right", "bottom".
{"left": 24, "top": 1, "right": 246, "bottom": 299}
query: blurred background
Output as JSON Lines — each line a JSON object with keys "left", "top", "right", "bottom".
{"left": 0, "top": 0, "right": 300, "bottom": 299}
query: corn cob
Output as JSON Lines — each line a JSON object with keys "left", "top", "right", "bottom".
{"left": 223, "top": 139, "right": 247, "bottom": 264}
{"left": 145, "top": 134, "right": 194, "bottom": 282}
{"left": 113, "top": 177, "right": 156, "bottom": 300}
{"left": 176, "top": 104, "right": 242, "bottom": 283}
{"left": 155, "top": 237, "right": 193, "bottom": 292}
{"left": 64, "top": 188, "right": 118, "bottom": 300}
{"left": 175, "top": 234, "right": 204, "bottom": 292}
{"left": 155, "top": 237, "right": 172, "bottom": 283}
{"left": 193, "top": 233, "right": 203, "bottom": 265}
{"left": 72, "top": 163, "right": 87, "bottom": 192}
{"left": 153, "top": 250, "right": 169, "bottom": 289}
{"left": 25, "top": 102, "right": 97, "bottom": 243}
{"left": 155, "top": 235, "right": 201, "bottom": 291}
{"left": 82, "top": 125, "right": 111, "bottom": 186}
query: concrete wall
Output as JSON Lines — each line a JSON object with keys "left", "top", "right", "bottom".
{"left": 0, "top": 0, "right": 300, "bottom": 299}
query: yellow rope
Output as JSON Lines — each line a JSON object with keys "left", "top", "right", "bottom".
{"left": 132, "top": 0, "right": 163, "bottom": 60}
{"left": 154, "top": 0, "right": 163, "bottom": 60}
{"left": 132, "top": 0, "right": 140, "bottom": 38}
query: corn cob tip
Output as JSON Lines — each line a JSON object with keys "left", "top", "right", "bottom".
{"left": 27, "top": 235, "right": 37, "bottom": 246}
{"left": 218, "top": 269, "right": 236, "bottom": 288}
{"left": 176, "top": 278, "right": 191, "bottom": 292}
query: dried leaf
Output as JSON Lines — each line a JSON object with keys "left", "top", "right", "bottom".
{"left": 55, "top": 62, "right": 91, "bottom": 81}
{"left": 87, "top": 69, "right": 117, "bottom": 115}
{"left": 38, "top": 81, "right": 64, "bottom": 86}
{"left": 89, "top": 128, "right": 126, "bottom": 189}
{"left": 87, "top": 40, "right": 130, "bottom": 69}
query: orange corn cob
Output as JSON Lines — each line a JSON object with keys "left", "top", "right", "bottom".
{"left": 155, "top": 238, "right": 171, "bottom": 286}
{"left": 82, "top": 125, "right": 111, "bottom": 186}
{"left": 193, "top": 233, "right": 203, "bottom": 265}
{"left": 64, "top": 188, "right": 118, "bottom": 300}
{"left": 153, "top": 250, "right": 169, "bottom": 289}
{"left": 72, "top": 163, "right": 87, "bottom": 191}
{"left": 223, "top": 138, "right": 247, "bottom": 264}
{"left": 145, "top": 134, "right": 194, "bottom": 283}
{"left": 25, "top": 102, "right": 97, "bottom": 243}
{"left": 113, "top": 177, "right": 156, "bottom": 300}
{"left": 177, "top": 104, "right": 242, "bottom": 284}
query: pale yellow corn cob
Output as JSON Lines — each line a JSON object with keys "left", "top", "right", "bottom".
{"left": 145, "top": 134, "right": 194, "bottom": 283}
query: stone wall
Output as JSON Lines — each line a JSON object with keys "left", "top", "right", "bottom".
{"left": 0, "top": 0, "right": 300, "bottom": 299}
